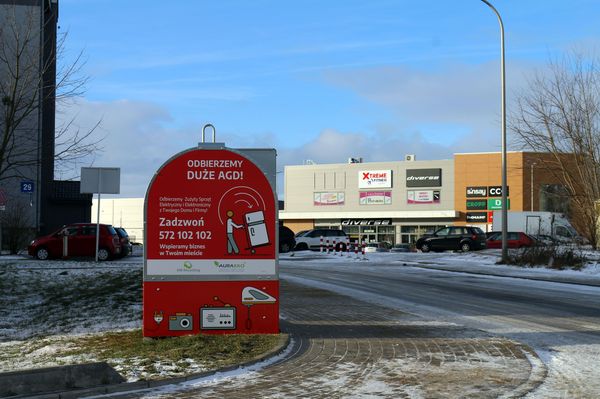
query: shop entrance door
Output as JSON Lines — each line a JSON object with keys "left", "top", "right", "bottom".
{"left": 363, "top": 234, "right": 377, "bottom": 243}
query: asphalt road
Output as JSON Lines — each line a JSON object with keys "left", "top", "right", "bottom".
{"left": 280, "top": 257, "right": 600, "bottom": 398}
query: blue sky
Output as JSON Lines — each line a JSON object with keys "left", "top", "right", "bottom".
{"left": 56, "top": 0, "right": 600, "bottom": 197}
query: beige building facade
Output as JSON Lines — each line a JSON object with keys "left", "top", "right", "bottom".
{"left": 280, "top": 158, "right": 458, "bottom": 245}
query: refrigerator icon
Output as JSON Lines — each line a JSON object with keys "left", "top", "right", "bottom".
{"left": 245, "top": 210, "right": 270, "bottom": 249}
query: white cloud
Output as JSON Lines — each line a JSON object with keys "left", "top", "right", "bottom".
{"left": 53, "top": 61, "right": 537, "bottom": 199}
{"left": 56, "top": 98, "right": 186, "bottom": 197}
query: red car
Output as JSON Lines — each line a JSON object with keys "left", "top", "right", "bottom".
{"left": 486, "top": 232, "right": 536, "bottom": 249}
{"left": 28, "top": 223, "right": 122, "bottom": 261}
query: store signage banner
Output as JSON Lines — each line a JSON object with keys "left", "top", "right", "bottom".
{"left": 466, "top": 186, "right": 487, "bottom": 197}
{"left": 407, "top": 190, "right": 441, "bottom": 204}
{"left": 145, "top": 149, "right": 276, "bottom": 276}
{"left": 488, "top": 186, "right": 509, "bottom": 197}
{"left": 359, "top": 191, "right": 391, "bottom": 205}
{"left": 488, "top": 198, "right": 510, "bottom": 210}
{"left": 358, "top": 170, "right": 392, "bottom": 189}
{"left": 143, "top": 147, "right": 279, "bottom": 337}
{"left": 341, "top": 219, "right": 392, "bottom": 226}
{"left": 406, "top": 169, "right": 442, "bottom": 187}
{"left": 466, "top": 199, "right": 487, "bottom": 210}
{"left": 466, "top": 212, "right": 487, "bottom": 222}
{"left": 314, "top": 192, "right": 345, "bottom": 206}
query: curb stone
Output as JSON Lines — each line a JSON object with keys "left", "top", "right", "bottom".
{"left": 499, "top": 342, "right": 548, "bottom": 399}
{"left": 399, "top": 260, "right": 600, "bottom": 287}
{"left": 12, "top": 333, "right": 290, "bottom": 399}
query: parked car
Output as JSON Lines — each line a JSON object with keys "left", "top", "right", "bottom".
{"left": 364, "top": 242, "right": 391, "bottom": 253}
{"left": 114, "top": 227, "right": 132, "bottom": 257}
{"left": 486, "top": 232, "right": 537, "bottom": 249}
{"left": 415, "top": 226, "right": 487, "bottom": 253}
{"left": 279, "top": 225, "right": 296, "bottom": 253}
{"left": 28, "top": 223, "right": 122, "bottom": 261}
{"left": 294, "top": 228, "right": 347, "bottom": 251}
{"left": 391, "top": 243, "right": 413, "bottom": 253}
{"left": 294, "top": 230, "right": 309, "bottom": 238}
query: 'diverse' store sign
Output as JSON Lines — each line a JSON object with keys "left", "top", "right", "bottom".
{"left": 406, "top": 169, "right": 442, "bottom": 187}
{"left": 143, "top": 145, "right": 278, "bottom": 337}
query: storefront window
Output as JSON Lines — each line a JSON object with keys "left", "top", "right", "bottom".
{"left": 399, "top": 225, "right": 447, "bottom": 244}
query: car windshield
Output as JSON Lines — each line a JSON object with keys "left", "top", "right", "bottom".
{"left": 435, "top": 227, "right": 451, "bottom": 236}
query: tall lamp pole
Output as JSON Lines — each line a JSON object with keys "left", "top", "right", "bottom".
{"left": 480, "top": 0, "right": 508, "bottom": 262}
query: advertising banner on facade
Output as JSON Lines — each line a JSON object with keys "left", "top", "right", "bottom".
{"left": 314, "top": 192, "right": 345, "bottom": 206}
{"left": 407, "top": 190, "right": 440, "bottom": 204}
{"left": 488, "top": 198, "right": 510, "bottom": 210}
{"left": 341, "top": 218, "right": 392, "bottom": 226}
{"left": 488, "top": 186, "right": 509, "bottom": 197}
{"left": 359, "top": 191, "right": 391, "bottom": 205}
{"left": 466, "top": 199, "right": 487, "bottom": 210}
{"left": 466, "top": 212, "right": 487, "bottom": 222}
{"left": 143, "top": 147, "right": 278, "bottom": 337}
{"left": 466, "top": 186, "right": 487, "bottom": 197}
{"left": 406, "top": 169, "right": 442, "bottom": 187}
{"left": 358, "top": 170, "right": 392, "bottom": 189}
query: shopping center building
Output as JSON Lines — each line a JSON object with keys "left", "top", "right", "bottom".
{"left": 280, "top": 151, "right": 568, "bottom": 245}
{"left": 92, "top": 151, "right": 571, "bottom": 246}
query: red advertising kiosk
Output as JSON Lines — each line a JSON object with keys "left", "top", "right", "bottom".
{"left": 143, "top": 126, "right": 278, "bottom": 336}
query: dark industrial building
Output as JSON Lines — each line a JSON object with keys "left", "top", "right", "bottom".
{"left": 0, "top": 0, "right": 91, "bottom": 249}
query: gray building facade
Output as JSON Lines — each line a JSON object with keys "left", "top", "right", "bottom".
{"left": 280, "top": 158, "right": 458, "bottom": 245}
{"left": 0, "top": 0, "right": 91, "bottom": 249}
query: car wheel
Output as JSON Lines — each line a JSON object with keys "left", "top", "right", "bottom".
{"left": 36, "top": 247, "right": 49, "bottom": 260}
{"left": 295, "top": 243, "right": 308, "bottom": 251}
{"left": 421, "top": 243, "right": 431, "bottom": 253}
{"left": 97, "top": 248, "right": 110, "bottom": 261}
{"left": 280, "top": 242, "right": 291, "bottom": 253}
{"left": 461, "top": 242, "right": 471, "bottom": 252}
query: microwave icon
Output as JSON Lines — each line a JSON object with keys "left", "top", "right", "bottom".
{"left": 245, "top": 210, "right": 270, "bottom": 249}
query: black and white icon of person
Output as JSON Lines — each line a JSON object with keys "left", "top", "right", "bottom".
{"left": 226, "top": 210, "right": 243, "bottom": 254}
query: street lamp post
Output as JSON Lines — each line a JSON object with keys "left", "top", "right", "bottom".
{"left": 530, "top": 162, "right": 537, "bottom": 210}
{"left": 480, "top": 0, "right": 508, "bottom": 262}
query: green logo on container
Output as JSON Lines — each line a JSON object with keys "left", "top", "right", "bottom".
{"left": 183, "top": 261, "right": 192, "bottom": 270}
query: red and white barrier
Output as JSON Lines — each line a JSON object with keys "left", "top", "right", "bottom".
{"left": 320, "top": 236, "right": 324, "bottom": 253}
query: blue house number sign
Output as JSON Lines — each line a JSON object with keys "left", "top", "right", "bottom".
{"left": 21, "top": 181, "right": 34, "bottom": 193}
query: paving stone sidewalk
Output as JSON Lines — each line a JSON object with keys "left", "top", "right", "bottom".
{"left": 109, "top": 279, "right": 543, "bottom": 399}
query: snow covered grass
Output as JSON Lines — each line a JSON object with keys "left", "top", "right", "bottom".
{"left": 0, "top": 257, "right": 282, "bottom": 382}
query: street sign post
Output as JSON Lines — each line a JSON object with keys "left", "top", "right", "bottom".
{"left": 81, "top": 167, "right": 121, "bottom": 261}
{"left": 143, "top": 132, "right": 278, "bottom": 337}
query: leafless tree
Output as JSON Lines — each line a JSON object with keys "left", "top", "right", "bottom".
{"left": 0, "top": 5, "right": 102, "bottom": 183}
{"left": 510, "top": 52, "right": 600, "bottom": 249}
{"left": 0, "top": 194, "right": 33, "bottom": 254}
